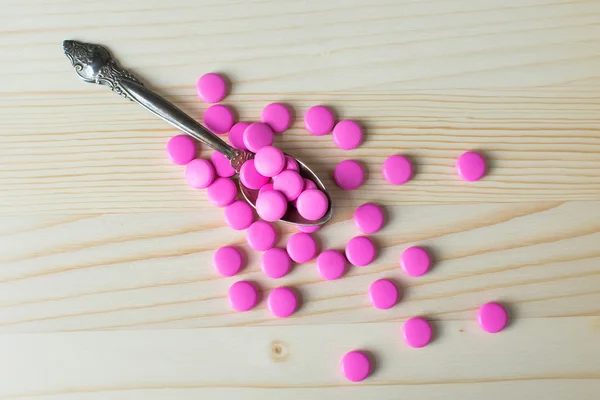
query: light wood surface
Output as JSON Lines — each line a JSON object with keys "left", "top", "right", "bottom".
{"left": 0, "top": 0, "right": 599, "bottom": 398}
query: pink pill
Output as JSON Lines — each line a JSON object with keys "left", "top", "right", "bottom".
{"left": 286, "top": 232, "right": 317, "bottom": 263}
{"left": 254, "top": 146, "right": 285, "bottom": 177}
{"left": 273, "top": 170, "right": 304, "bottom": 201}
{"left": 316, "top": 250, "right": 346, "bottom": 280}
{"left": 185, "top": 158, "right": 215, "bottom": 189}
{"left": 261, "top": 103, "right": 291, "bottom": 133}
{"left": 304, "top": 105, "right": 335, "bottom": 136}
{"left": 340, "top": 351, "right": 370, "bottom": 382}
{"left": 224, "top": 200, "right": 254, "bottom": 230}
{"left": 296, "top": 189, "right": 328, "bottom": 221}
{"left": 246, "top": 221, "right": 277, "bottom": 251}
{"left": 228, "top": 281, "right": 258, "bottom": 312}
{"left": 403, "top": 317, "right": 433, "bottom": 348}
{"left": 303, "top": 179, "right": 317, "bottom": 191}
{"left": 400, "top": 246, "right": 431, "bottom": 277}
{"left": 207, "top": 177, "right": 237, "bottom": 207}
{"left": 203, "top": 104, "right": 234, "bottom": 135}
{"left": 345, "top": 236, "right": 376, "bottom": 267}
{"left": 382, "top": 154, "right": 412, "bottom": 185}
{"left": 457, "top": 151, "right": 487, "bottom": 182}
{"left": 213, "top": 246, "right": 243, "bottom": 277}
{"left": 354, "top": 203, "right": 384, "bottom": 234}
{"left": 256, "top": 189, "right": 288, "bottom": 221}
{"left": 267, "top": 287, "right": 298, "bottom": 318}
{"left": 261, "top": 248, "right": 292, "bottom": 279}
{"left": 229, "top": 122, "right": 249, "bottom": 150}
{"left": 166, "top": 135, "right": 196, "bottom": 165}
{"left": 196, "top": 73, "right": 227, "bottom": 104}
{"left": 239, "top": 159, "right": 269, "bottom": 190}
{"left": 332, "top": 120, "right": 363, "bottom": 150}
{"left": 210, "top": 151, "right": 235, "bottom": 178}
{"left": 477, "top": 302, "right": 508, "bottom": 333}
{"left": 243, "top": 122, "right": 274, "bottom": 153}
{"left": 333, "top": 160, "right": 364, "bottom": 190}
{"left": 297, "top": 224, "right": 321, "bottom": 233}
{"left": 369, "top": 279, "right": 398, "bottom": 310}
{"left": 285, "top": 156, "right": 300, "bottom": 172}
{"left": 259, "top": 183, "right": 274, "bottom": 195}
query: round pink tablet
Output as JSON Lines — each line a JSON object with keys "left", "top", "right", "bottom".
{"left": 304, "top": 105, "right": 335, "bottom": 136}
{"left": 213, "top": 246, "right": 243, "bottom": 277}
{"left": 256, "top": 190, "right": 288, "bottom": 221}
{"left": 243, "top": 122, "right": 274, "bottom": 153}
{"left": 345, "top": 236, "right": 376, "bottom": 267}
{"left": 297, "top": 224, "right": 321, "bottom": 233}
{"left": 284, "top": 156, "right": 299, "bottom": 172}
{"left": 229, "top": 122, "right": 249, "bottom": 150}
{"left": 261, "top": 248, "right": 292, "bottom": 279}
{"left": 166, "top": 135, "right": 196, "bottom": 165}
{"left": 196, "top": 73, "right": 227, "bottom": 104}
{"left": 261, "top": 103, "right": 291, "bottom": 133}
{"left": 369, "top": 279, "right": 398, "bottom": 310}
{"left": 477, "top": 302, "right": 508, "bottom": 333}
{"left": 246, "top": 221, "right": 277, "bottom": 251}
{"left": 267, "top": 287, "right": 298, "bottom": 318}
{"left": 382, "top": 154, "right": 412, "bottom": 185}
{"left": 403, "top": 317, "right": 433, "bottom": 348}
{"left": 316, "top": 250, "right": 346, "bottom": 280}
{"left": 259, "top": 183, "right": 274, "bottom": 195}
{"left": 340, "top": 351, "right": 370, "bottom": 382}
{"left": 400, "top": 246, "right": 431, "bottom": 277}
{"left": 354, "top": 203, "right": 384, "bottom": 234}
{"left": 224, "top": 200, "right": 254, "bottom": 230}
{"left": 207, "top": 177, "right": 237, "bottom": 207}
{"left": 303, "top": 179, "right": 317, "bottom": 191}
{"left": 210, "top": 151, "right": 235, "bottom": 178}
{"left": 185, "top": 158, "right": 216, "bottom": 189}
{"left": 273, "top": 170, "right": 304, "bottom": 201}
{"left": 456, "top": 151, "right": 487, "bottom": 182}
{"left": 296, "top": 189, "right": 328, "bottom": 221}
{"left": 203, "top": 104, "right": 234, "bottom": 135}
{"left": 239, "top": 159, "right": 269, "bottom": 190}
{"left": 286, "top": 232, "right": 317, "bottom": 263}
{"left": 228, "top": 281, "right": 257, "bottom": 312}
{"left": 333, "top": 160, "right": 364, "bottom": 190}
{"left": 254, "top": 146, "right": 285, "bottom": 177}
{"left": 332, "top": 120, "right": 363, "bottom": 150}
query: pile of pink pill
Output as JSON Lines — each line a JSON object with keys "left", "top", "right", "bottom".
{"left": 165, "top": 72, "right": 507, "bottom": 383}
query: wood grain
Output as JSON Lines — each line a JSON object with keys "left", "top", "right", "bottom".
{"left": 0, "top": 0, "right": 599, "bottom": 398}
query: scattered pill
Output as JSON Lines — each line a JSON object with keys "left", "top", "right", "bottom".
{"left": 229, "top": 122, "right": 249, "bottom": 150}
{"left": 256, "top": 189, "right": 288, "bottom": 221}
{"left": 213, "top": 246, "right": 243, "bottom": 277}
{"left": 285, "top": 156, "right": 300, "bottom": 172}
{"left": 259, "top": 183, "right": 274, "bottom": 195}
{"left": 354, "top": 203, "right": 384, "bottom": 234}
{"left": 369, "top": 279, "right": 398, "bottom": 309}
{"left": 224, "top": 200, "right": 254, "bottom": 230}
{"left": 246, "top": 221, "right": 277, "bottom": 251}
{"left": 239, "top": 159, "right": 269, "bottom": 190}
{"left": 332, "top": 120, "right": 362, "bottom": 150}
{"left": 254, "top": 146, "right": 285, "bottom": 177}
{"left": 228, "top": 280, "right": 258, "bottom": 312}
{"left": 400, "top": 246, "right": 431, "bottom": 277}
{"left": 403, "top": 317, "right": 433, "bottom": 348}
{"left": 304, "top": 105, "right": 335, "bottom": 136}
{"left": 261, "top": 103, "right": 291, "bottom": 133}
{"left": 345, "top": 236, "right": 376, "bottom": 267}
{"left": 456, "top": 151, "right": 487, "bottom": 182}
{"left": 185, "top": 158, "right": 216, "bottom": 189}
{"left": 207, "top": 177, "right": 237, "bottom": 207}
{"left": 273, "top": 170, "right": 304, "bottom": 201}
{"left": 261, "top": 248, "right": 292, "bottom": 279}
{"left": 243, "top": 122, "right": 274, "bottom": 152}
{"left": 297, "top": 224, "right": 321, "bottom": 233}
{"left": 316, "top": 250, "right": 346, "bottom": 280}
{"left": 286, "top": 232, "right": 317, "bottom": 263}
{"left": 340, "top": 351, "right": 370, "bottom": 382}
{"left": 166, "top": 135, "right": 196, "bottom": 165}
{"left": 204, "top": 104, "right": 234, "bottom": 134}
{"left": 196, "top": 73, "right": 227, "bottom": 104}
{"left": 267, "top": 286, "right": 298, "bottom": 318}
{"left": 333, "top": 160, "right": 365, "bottom": 190}
{"left": 210, "top": 151, "right": 235, "bottom": 178}
{"left": 382, "top": 154, "right": 412, "bottom": 185}
{"left": 477, "top": 302, "right": 508, "bottom": 333}
{"left": 296, "top": 189, "right": 328, "bottom": 221}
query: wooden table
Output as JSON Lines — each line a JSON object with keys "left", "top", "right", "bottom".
{"left": 1, "top": 1, "right": 599, "bottom": 398}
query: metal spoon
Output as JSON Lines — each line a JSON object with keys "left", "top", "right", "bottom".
{"left": 62, "top": 40, "right": 332, "bottom": 226}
